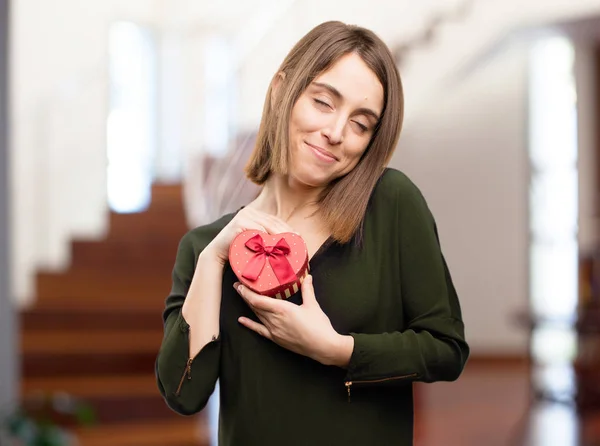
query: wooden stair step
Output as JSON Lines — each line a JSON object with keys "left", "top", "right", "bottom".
{"left": 20, "top": 307, "right": 163, "bottom": 331}
{"left": 21, "top": 376, "right": 204, "bottom": 427}
{"left": 22, "top": 329, "right": 163, "bottom": 354}
{"left": 149, "top": 183, "right": 184, "bottom": 207}
{"left": 110, "top": 207, "right": 187, "bottom": 222}
{"left": 82, "top": 394, "right": 194, "bottom": 425}
{"left": 19, "top": 391, "right": 189, "bottom": 426}
{"left": 73, "top": 418, "right": 208, "bottom": 446}
{"left": 106, "top": 229, "right": 186, "bottom": 244}
{"left": 22, "top": 374, "right": 161, "bottom": 398}
{"left": 144, "top": 202, "right": 187, "bottom": 216}
{"left": 19, "top": 182, "right": 199, "bottom": 441}
{"left": 33, "top": 297, "right": 167, "bottom": 311}
{"left": 107, "top": 212, "right": 187, "bottom": 242}
{"left": 23, "top": 351, "right": 157, "bottom": 377}
{"left": 145, "top": 185, "right": 185, "bottom": 216}
{"left": 35, "top": 270, "right": 172, "bottom": 301}
{"left": 70, "top": 239, "right": 178, "bottom": 272}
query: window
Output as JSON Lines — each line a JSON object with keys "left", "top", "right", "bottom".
{"left": 107, "top": 22, "right": 158, "bottom": 213}
{"left": 527, "top": 34, "right": 579, "bottom": 445}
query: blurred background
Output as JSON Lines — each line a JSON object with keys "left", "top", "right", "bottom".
{"left": 2, "top": 0, "right": 600, "bottom": 445}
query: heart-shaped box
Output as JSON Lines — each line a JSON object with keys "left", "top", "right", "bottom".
{"left": 228, "top": 230, "right": 309, "bottom": 299}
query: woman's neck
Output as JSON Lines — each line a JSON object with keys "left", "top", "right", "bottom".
{"left": 251, "top": 174, "right": 323, "bottom": 223}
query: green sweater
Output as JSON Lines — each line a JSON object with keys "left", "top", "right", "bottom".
{"left": 156, "top": 168, "right": 469, "bottom": 446}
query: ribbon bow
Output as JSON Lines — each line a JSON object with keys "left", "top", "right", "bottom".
{"left": 241, "top": 234, "right": 297, "bottom": 285}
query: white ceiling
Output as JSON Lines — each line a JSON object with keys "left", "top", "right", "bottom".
{"left": 162, "top": 0, "right": 468, "bottom": 50}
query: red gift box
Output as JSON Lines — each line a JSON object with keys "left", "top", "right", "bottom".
{"left": 228, "top": 230, "right": 309, "bottom": 299}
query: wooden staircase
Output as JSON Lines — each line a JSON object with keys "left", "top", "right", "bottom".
{"left": 19, "top": 184, "right": 210, "bottom": 446}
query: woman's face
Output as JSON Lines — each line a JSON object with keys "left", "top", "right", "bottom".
{"left": 286, "top": 52, "right": 384, "bottom": 189}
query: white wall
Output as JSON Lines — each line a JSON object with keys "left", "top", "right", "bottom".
{"left": 236, "top": 3, "right": 304, "bottom": 132}
{"left": 10, "top": 0, "right": 163, "bottom": 305}
{"left": 390, "top": 39, "right": 531, "bottom": 354}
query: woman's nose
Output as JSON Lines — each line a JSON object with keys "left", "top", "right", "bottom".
{"left": 321, "top": 115, "right": 345, "bottom": 145}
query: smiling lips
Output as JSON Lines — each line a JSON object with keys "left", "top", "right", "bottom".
{"left": 306, "top": 142, "right": 338, "bottom": 162}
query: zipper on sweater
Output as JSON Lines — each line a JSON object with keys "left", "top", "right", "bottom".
{"left": 175, "top": 357, "right": 193, "bottom": 396}
{"left": 174, "top": 334, "right": 219, "bottom": 397}
{"left": 344, "top": 373, "right": 419, "bottom": 402}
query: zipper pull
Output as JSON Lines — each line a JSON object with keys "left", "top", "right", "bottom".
{"left": 175, "top": 358, "right": 193, "bottom": 397}
{"left": 186, "top": 358, "right": 193, "bottom": 380}
{"left": 345, "top": 382, "right": 352, "bottom": 403}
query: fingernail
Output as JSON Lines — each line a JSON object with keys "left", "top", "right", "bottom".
{"left": 233, "top": 282, "right": 240, "bottom": 289}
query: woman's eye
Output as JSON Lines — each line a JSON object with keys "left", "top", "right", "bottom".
{"left": 313, "top": 98, "right": 331, "bottom": 108}
{"left": 353, "top": 121, "right": 368, "bottom": 132}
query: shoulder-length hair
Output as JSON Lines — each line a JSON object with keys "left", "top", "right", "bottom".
{"left": 245, "top": 21, "right": 404, "bottom": 244}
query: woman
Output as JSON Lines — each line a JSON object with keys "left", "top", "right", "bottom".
{"left": 156, "top": 21, "right": 469, "bottom": 446}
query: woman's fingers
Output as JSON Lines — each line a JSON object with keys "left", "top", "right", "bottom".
{"left": 256, "top": 213, "right": 298, "bottom": 235}
{"left": 238, "top": 317, "right": 271, "bottom": 339}
{"left": 242, "top": 213, "right": 295, "bottom": 235}
{"left": 235, "top": 283, "right": 281, "bottom": 313}
{"left": 236, "top": 221, "right": 266, "bottom": 234}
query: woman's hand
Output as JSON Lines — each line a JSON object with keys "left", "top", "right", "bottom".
{"left": 203, "top": 207, "right": 297, "bottom": 266}
{"left": 235, "top": 275, "right": 354, "bottom": 367}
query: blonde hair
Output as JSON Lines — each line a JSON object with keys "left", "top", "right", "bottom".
{"left": 245, "top": 21, "right": 404, "bottom": 244}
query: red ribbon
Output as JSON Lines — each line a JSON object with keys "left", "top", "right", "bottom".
{"left": 242, "top": 234, "right": 297, "bottom": 285}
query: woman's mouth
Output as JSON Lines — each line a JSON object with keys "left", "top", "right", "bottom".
{"left": 305, "top": 142, "right": 337, "bottom": 163}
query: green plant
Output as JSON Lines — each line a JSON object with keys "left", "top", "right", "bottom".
{"left": 1, "top": 392, "right": 95, "bottom": 446}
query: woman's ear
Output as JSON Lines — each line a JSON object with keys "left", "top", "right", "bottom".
{"left": 270, "top": 71, "right": 286, "bottom": 110}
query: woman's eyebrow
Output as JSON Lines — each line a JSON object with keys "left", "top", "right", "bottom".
{"left": 311, "top": 81, "right": 381, "bottom": 121}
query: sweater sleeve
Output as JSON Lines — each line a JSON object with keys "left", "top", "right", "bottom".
{"left": 155, "top": 230, "right": 221, "bottom": 415}
{"left": 345, "top": 172, "right": 469, "bottom": 387}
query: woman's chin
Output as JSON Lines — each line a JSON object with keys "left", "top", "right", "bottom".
{"left": 291, "top": 169, "right": 331, "bottom": 189}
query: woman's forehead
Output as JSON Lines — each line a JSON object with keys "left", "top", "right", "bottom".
{"left": 312, "top": 53, "right": 384, "bottom": 114}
